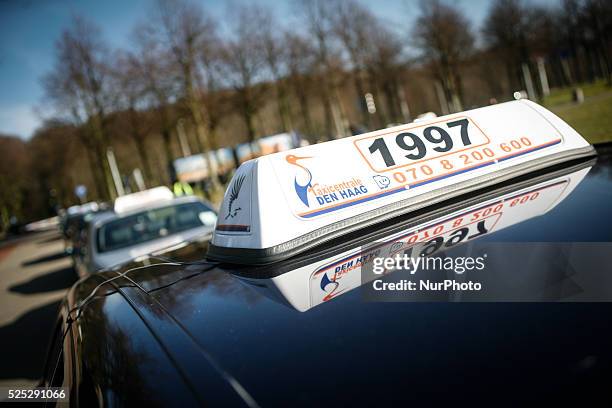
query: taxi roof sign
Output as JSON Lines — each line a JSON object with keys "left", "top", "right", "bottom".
{"left": 208, "top": 100, "right": 595, "bottom": 264}
{"left": 114, "top": 186, "right": 174, "bottom": 215}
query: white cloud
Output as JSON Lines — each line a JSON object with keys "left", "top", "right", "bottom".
{"left": 0, "top": 104, "right": 42, "bottom": 139}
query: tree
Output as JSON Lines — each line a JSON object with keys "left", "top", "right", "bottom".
{"left": 153, "top": 0, "right": 220, "bottom": 190}
{"left": 111, "top": 51, "right": 156, "bottom": 186}
{"left": 27, "top": 122, "right": 83, "bottom": 214}
{"left": 299, "top": 0, "right": 348, "bottom": 139}
{"left": 482, "top": 0, "right": 535, "bottom": 90}
{"left": 0, "top": 135, "right": 29, "bottom": 231}
{"left": 331, "top": 0, "right": 376, "bottom": 128}
{"left": 285, "top": 32, "right": 317, "bottom": 139}
{"left": 330, "top": 0, "right": 408, "bottom": 128}
{"left": 364, "top": 24, "right": 407, "bottom": 124}
{"left": 556, "top": 0, "right": 612, "bottom": 85}
{"left": 413, "top": 0, "right": 474, "bottom": 113}
{"left": 583, "top": 0, "right": 612, "bottom": 84}
{"left": 42, "top": 16, "right": 116, "bottom": 199}
{"left": 131, "top": 22, "right": 183, "bottom": 183}
{"left": 219, "top": 5, "right": 267, "bottom": 145}
{"left": 198, "top": 45, "right": 232, "bottom": 156}
{"left": 253, "top": 6, "right": 293, "bottom": 133}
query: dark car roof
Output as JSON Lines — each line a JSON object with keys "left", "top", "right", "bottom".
{"left": 74, "top": 144, "right": 612, "bottom": 406}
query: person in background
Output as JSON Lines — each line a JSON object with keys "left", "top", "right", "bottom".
{"left": 173, "top": 180, "right": 194, "bottom": 196}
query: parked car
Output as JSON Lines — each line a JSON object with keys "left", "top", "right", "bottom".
{"left": 59, "top": 202, "right": 102, "bottom": 262}
{"left": 74, "top": 187, "right": 217, "bottom": 277}
{"left": 40, "top": 145, "right": 612, "bottom": 406}
{"left": 41, "top": 101, "right": 611, "bottom": 406}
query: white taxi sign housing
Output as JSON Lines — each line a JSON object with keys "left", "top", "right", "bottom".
{"left": 209, "top": 100, "right": 595, "bottom": 264}
{"left": 114, "top": 186, "right": 174, "bottom": 215}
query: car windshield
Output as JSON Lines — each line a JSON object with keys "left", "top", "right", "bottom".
{"left": 96, "top": 201, "right": 216, "bottom": 253}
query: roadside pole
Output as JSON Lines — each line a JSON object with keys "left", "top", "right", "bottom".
{"left": 177, "top": 119, "right": 192, "bottom": 158}
{"left": 132, "top": 168, "right": 146, "bottom": 191}
{"left": 106, "top": 148, "right": 125, "bottom": 197}
{"left": 536, "top": 57, "right": 550, "bottom": 97}
{"left": 522, "top": 63, "right": 536, "bottom": 100}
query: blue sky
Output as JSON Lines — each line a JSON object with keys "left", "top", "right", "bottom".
{"left": 0, "top": 0, "right": 556, "bottom": 139}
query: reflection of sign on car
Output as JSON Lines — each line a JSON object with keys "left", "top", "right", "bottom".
{"left": 236, "top": 162, "right": 591, "bottom": 311}
{"left": 309, "top": 175, "right": 575, "bottom": 306}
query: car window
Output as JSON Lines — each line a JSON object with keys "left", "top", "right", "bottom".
{"left": 96, "top": 201, "right": 216, "bottom": 253}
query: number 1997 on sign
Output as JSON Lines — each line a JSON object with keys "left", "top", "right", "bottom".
{"left": 353, "top": 117, "right": 491, "bottom": 173}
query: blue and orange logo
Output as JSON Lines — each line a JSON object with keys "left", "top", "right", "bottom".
{"left": 286, "top": 154, "right": 313, "bottom": 207}
{"left": 320, "top": 272, "right": 345, "bottom": 302}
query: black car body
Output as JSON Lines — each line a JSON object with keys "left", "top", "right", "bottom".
{"left": 41, "top": 144, "right": 612, "bottom": 406}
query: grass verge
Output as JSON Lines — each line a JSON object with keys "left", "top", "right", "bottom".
{"left": 551, "top": 92, "right": 612, "bottom": 144}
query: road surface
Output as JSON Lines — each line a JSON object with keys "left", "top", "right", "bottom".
{"left": 0, "top": 231, "right": 77, "bottom": 387}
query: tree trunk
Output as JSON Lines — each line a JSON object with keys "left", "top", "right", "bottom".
{"left": 244, "top": 104, "right": 257, "bottom": 145}
{"left": 134, "top": 136, "right": 154, "bottom": 187}
{"left": 296, "top": 81, "right": 315, "bottom": 141}
{"left": 188, "top": 101, "right": 221, "bottom": 193}
{"left": 84, "top": 146, "right": 103, "bottom": 200}
{"left": 98, "top": 144, "right": 116, "bottom": 201}
{"left": 275, "top": 80, "right": 290, "bottom": 132}
{"left": 182, "top": 61, "right": 221, "bottom": 193}
{"left": 382, "top": 80, "right": 400, "bottom": 124}
{"left": 353, "top": 71, "right": 370, "bottom": 129}
{"left": 161, "top": 127, "right": 174, "bottom": 184}
{"left": 92, "top": 127, "right": 115, "bottom": 201}
{"left": 316, "top": 74, "right": 334, "bottom": 140}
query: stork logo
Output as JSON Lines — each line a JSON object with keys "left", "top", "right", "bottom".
{"left": 225, "top": 174, "right": 246, "bottom": 220}
{"left": 286, "top": 154, "right": 313, "bottom": 207}
{"left": 320, "top": 272, "right": 345, "bottom": 302}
